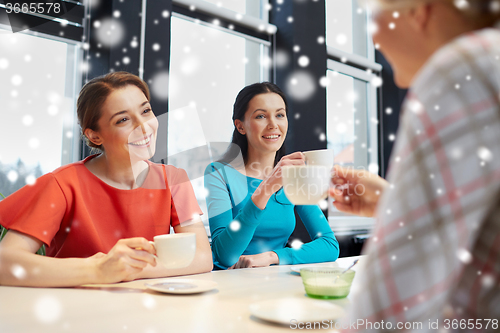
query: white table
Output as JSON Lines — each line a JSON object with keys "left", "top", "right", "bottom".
{"left": 0, "top": 256, "right": 361, "bottom": 333}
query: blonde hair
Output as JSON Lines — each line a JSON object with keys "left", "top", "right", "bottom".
{"left": 364, "top": 0, "right": 500, "bottom": 25}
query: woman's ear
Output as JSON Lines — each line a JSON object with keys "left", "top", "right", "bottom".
{"left": 407, "top": 3, "right": 432, "bottom": 32}
{"left": 234, "top": 119, "right": 246, "bottom": 135}
{"left": 84, "top": 128, "right": 103, "bottom": 146}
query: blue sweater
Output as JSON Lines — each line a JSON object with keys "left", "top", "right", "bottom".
{"left": 204, "top": 162, "right": 340, "bottom": 269}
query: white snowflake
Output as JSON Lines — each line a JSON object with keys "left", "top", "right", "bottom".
{"left": 336, "top": 122, "right": 347, "bottom": 134}
{"left": 298, "top": 55, "right": 309, "bottom": 67}
{"left": 367, "top": 21, "right": 378, "bottom": 35}
{"left": 291, "top": 239, "right": 303, "bottom": 249}
{"left": 371, "top": 76, "right": 383, "bottom": 87}
{"left": 150, "top": 71, "right": 170, "bottom": 101}
{"left": 385, "top": 107, "right": 393, "bottom": 115}
{"left": 490, "top": 0, "right": 500, "bottom": 13}
{"left": 47, "top": 105, "right": 59, "bottom": 116}
{"left": 229, "top": 220, "right": 241, "bottom": 232}
{"left": 11, "top": 75, "right": 22, "bottom": 86}
{"left": 29, "top": 138, "right": 40, "bottom": 149}
{"left": 22, "top": 115, "right": 34, "bottom": 126}
{"left": 482, "top": 274, "right": 494, "bottom": 288}
{"left": 25, "top": 175, "right": 36, "bottom": 185}
{"left": 275, "top": 50, "right": 289, "bottom": 68}
{"left": 142, "top": 295, "right": 156, "bottom": 309}
{"left": 477, "top": 147, "right": 493, "bottom": 162}
{"left": 0, "top": 58, "right": 9, "bottom": 69}
{"left": 368, "top": 163, "right": 379, "bottom": 174}
{"left": 286, "top": 71, "right": 316, "bottom": 102}
{"left": 454, "top": 0, "right": 470, "bottom": 10}
{"left": 456, "top": 248, "right": 472, "bottom": 264}
{"left": 319, "top": 199, "right": 328, "bottom": 210}
{"left": 408, "top": 99, "right": 424, "bottom": 114}
{"left": 94, "top": 18, "right": 125, "bottom": 47}
{"left": 11, "top": 264, "right": 26, "bottom": 279}
{"left": 336, "top": 34, "right": 347, "bottom": 45}
{"left": 34, "top": 295, "right": 62, "bottom": 323}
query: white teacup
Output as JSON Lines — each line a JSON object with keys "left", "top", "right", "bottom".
{"left": 303, "top": 149, "right": 334, "bottom": 168}
{"left": 282, "top": 165, "right": 330, "bottom": 205}
{"left": 150, "top": 233, "right": 196, "bottom": 269}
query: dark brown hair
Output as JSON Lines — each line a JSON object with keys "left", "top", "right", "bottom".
{"left": 220, "top": 82, "right": 288, "bottom": 167}
{"left": 77, "top": 71, "right": 150, "bottom": 150}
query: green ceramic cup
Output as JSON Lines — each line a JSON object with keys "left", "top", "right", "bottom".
{"left": 300, "top": 267, "right": 356, "bottom": 299}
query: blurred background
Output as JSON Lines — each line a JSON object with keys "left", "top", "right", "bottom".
{"left": 0, "top": 0, "right": 407, "bottom": 257}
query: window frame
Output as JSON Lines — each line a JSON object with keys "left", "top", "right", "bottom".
{"left": 325, "top": 3, "right": 381, "bottom": 232}
{"left": 169, "top": 0, "right": 275, "bottom": 237}
{"left": 0, "top": 24, "right": 84, "bottom": 172}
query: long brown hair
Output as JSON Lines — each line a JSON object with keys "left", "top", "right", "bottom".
{"left": 220, "top": 82, "right": 289, "bottom": 167}
{"left": 77, "top": 71, "right": 150, "bottom": 150}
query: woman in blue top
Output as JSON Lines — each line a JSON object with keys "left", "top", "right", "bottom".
{"left": 204, "top": 82, "right": 339, "bottom": 269}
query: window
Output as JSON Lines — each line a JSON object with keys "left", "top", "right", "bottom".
{"left": 0, "top": 29, "right": 82, "bottom": 197}
{"left": 326, "top": 0, "right": 368, "bottom": 57}
{"left": 325, "top": 0, "right": 380, "bottom": 231}
{"left": 201, "top": 0, "right": 268, "bottom": 19}
{"left": 168, "top": 2, "right": 274, "bottom": 234}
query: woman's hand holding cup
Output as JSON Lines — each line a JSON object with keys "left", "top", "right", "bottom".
{"left": 251, "top": 152, "right": 305, "bottom": 210}
{"left": 91, "top": 237, "right": 157, "bottom": 284}
{"left": 329, "top": 166, "right": 389, "bottom": 217}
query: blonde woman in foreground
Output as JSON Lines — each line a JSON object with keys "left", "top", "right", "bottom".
{"left": 330, "top": 1, "right": 500, "bottom": 331}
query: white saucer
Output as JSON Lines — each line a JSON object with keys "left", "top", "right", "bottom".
{"left": 249, "top": 298, "right": 345, "bottom": 325}
{"left": 145, "top": 279, "right": 218, "bottom": 294}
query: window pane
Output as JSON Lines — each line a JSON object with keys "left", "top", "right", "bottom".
{"left": 168, "top": 17, "right": 270, "bottom": 230}
{"left": 326, "top": 0, "right": 368, "bottom": 57}
{"left": 0, "top": 30, "right": 80, "bottom": 196}
{"left": 326, "top": 70, "right": 369, "bottom": 168}
{"left": 327, "top": 69, "right": 375, "bottom": 218}
{"left": 201, "top": 0, "right": 269, "bottom": 19}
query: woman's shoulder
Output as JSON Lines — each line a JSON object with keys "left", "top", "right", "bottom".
{"left": 204, "top": 161, "right": 240, "bottom": 177}
{"left": 147, "top": 162, "right": 190, "bottom": 186}
{"left": 49, "top": 158, "right": 91, "bottom": 180}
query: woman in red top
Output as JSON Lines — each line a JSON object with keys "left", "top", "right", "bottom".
{"left": 0, "top": 72, "right": 213, "bottom": 287}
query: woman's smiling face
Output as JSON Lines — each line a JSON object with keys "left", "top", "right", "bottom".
{"left": 90, "top": 85, "right": 158, "bottom": 163}
{"left": 236, "top": 92, "right": 288, "bottom": 156}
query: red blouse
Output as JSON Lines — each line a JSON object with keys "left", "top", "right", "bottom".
{"left": 0, "top": 155, "right": 202, "bottom": 258}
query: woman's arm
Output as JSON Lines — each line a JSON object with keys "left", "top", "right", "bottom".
{"left": 125, "top": 217, "right": 213, "bottom": 280}
{"left": 274, "top": 205, "right": 339, "bottom": 265}
{"left": 206, "top": 153, "right": 306, "bottom": 268}
{"left": 329, "top": 166, "right": 389, "bottom": 217}
{"left": 205, "top": 164, "right": 263, "bottom": 268}
{"left": 0, "top": 230, "right": 156, "bottom": 287}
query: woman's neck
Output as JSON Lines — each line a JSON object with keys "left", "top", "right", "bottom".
{"left": 86, "top": 153, "right": 149, "bottom": 189}
{"left": 244, "top": 147, "right": 276, "bottom": 179}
